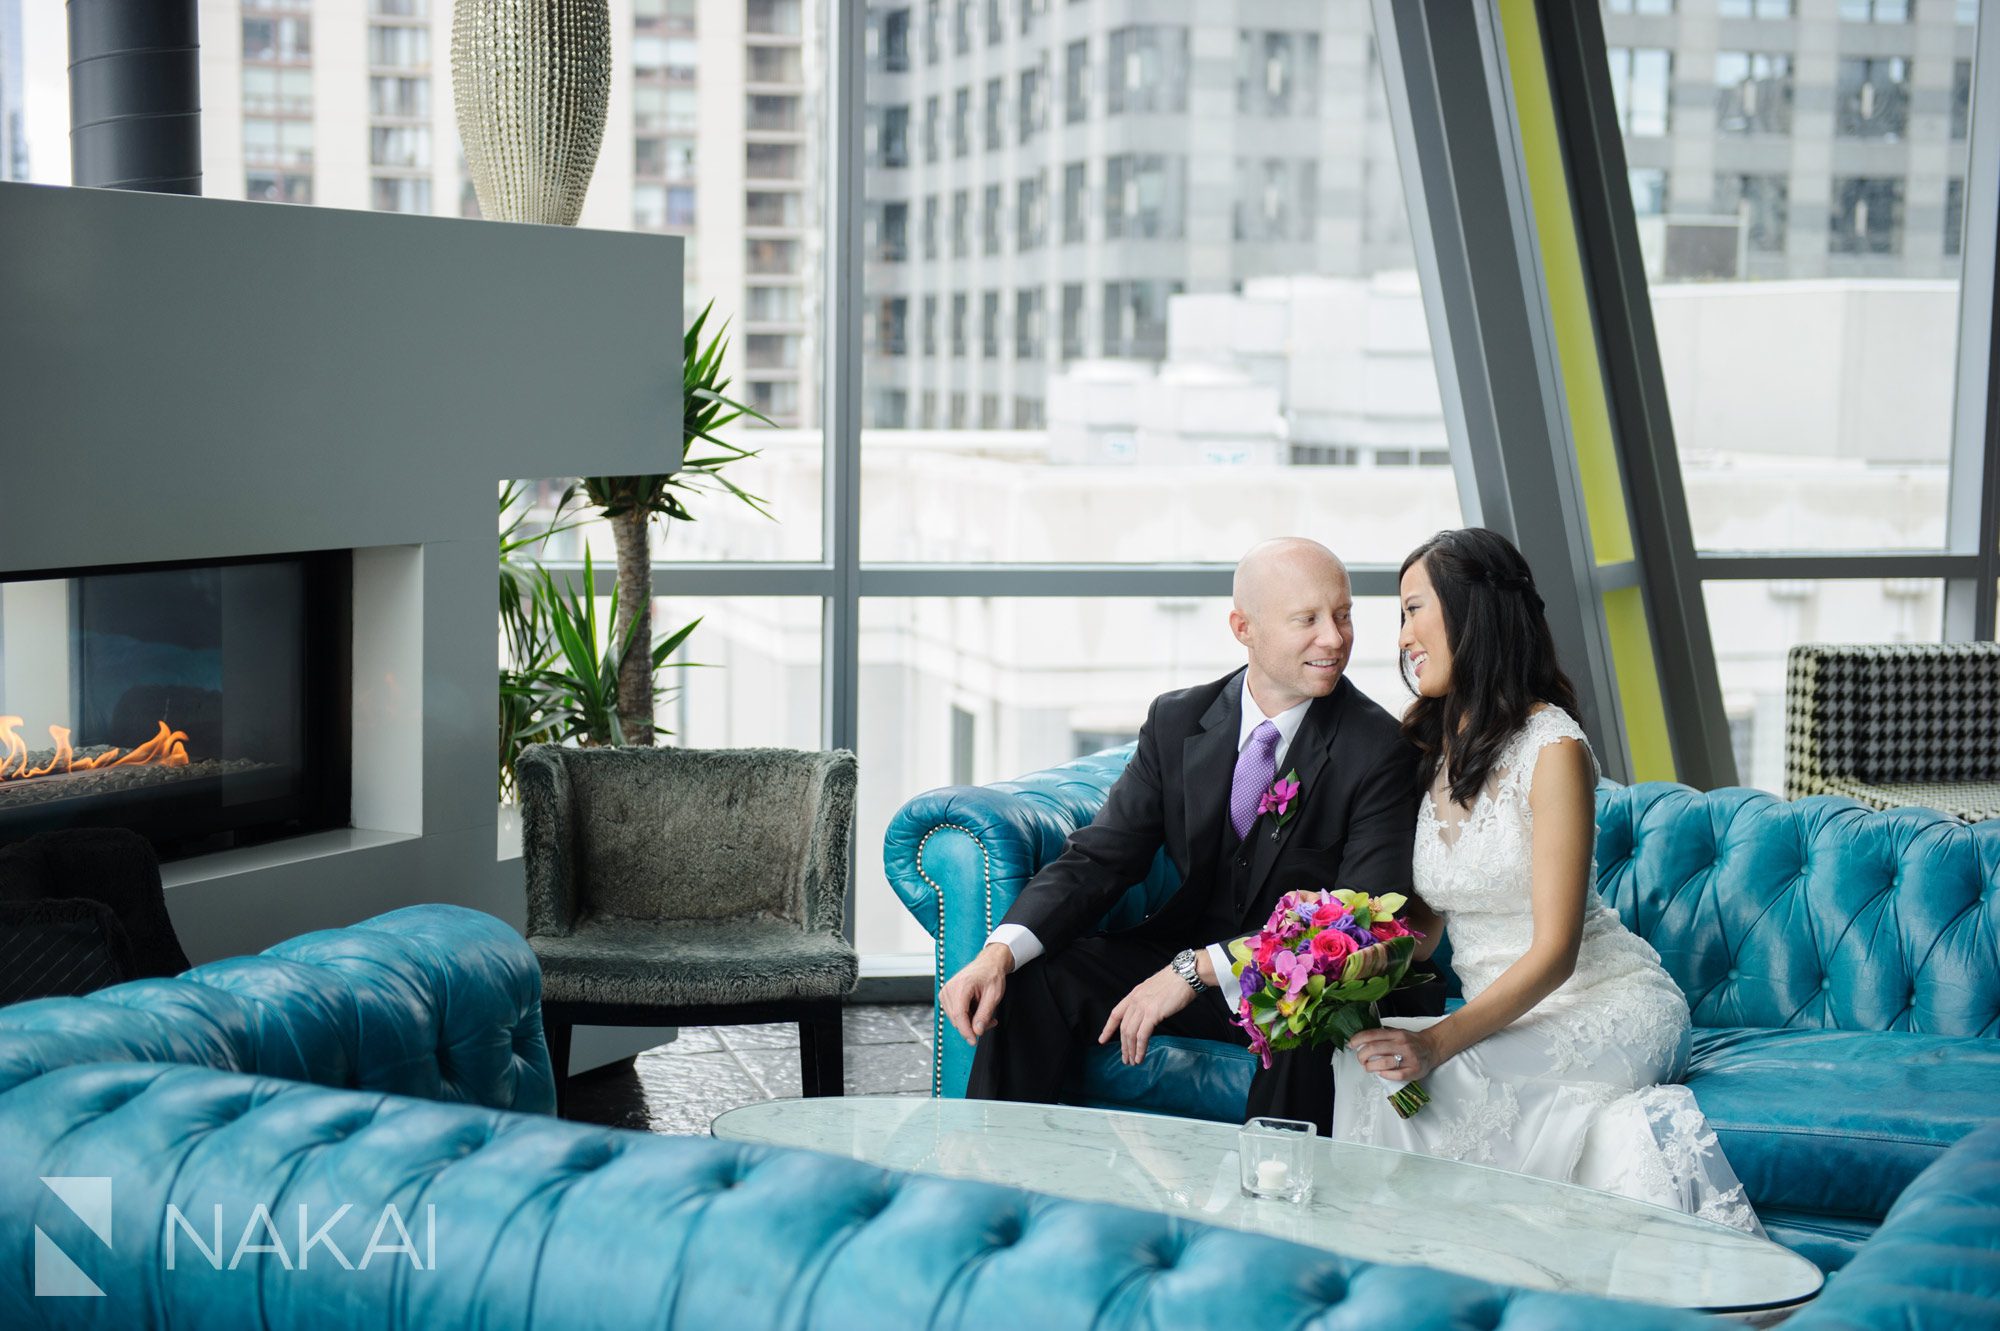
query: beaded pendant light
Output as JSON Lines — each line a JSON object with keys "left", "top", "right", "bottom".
{"left": 452, "top": 0, "right": 612, "bottom": 225}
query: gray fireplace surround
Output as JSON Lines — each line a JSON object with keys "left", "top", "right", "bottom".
{"left": 0, "top": 181, "right": 683, "bottom": 1070}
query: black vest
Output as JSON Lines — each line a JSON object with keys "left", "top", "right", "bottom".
{"left": 1192, "top": 824, "right": 1266, "bottom": 945}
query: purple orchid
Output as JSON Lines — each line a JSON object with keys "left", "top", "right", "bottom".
{"left": 1256, "top": 775, "right": 1301, "bottom": 819}
{"left": 1270, "top": 948, "right": 1310, "bottom": 994}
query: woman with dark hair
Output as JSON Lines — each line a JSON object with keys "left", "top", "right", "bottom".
{"left": 1333, "top": 527, "right": 1761, "bottom": 1232}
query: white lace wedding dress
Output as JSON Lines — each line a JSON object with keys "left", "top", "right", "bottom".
{"left": 1330, "top": 706, "right": 1762, "bottom": 1233}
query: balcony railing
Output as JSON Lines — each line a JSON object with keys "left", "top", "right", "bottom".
{"left": 748, "top": 0, "right": 803, "bottom": 37}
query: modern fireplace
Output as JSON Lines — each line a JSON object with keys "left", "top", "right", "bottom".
{"left": 0, "top": 552, "right": 351, "bottom": 859}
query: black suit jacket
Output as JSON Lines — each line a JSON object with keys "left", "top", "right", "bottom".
{"left": 1002, "top": 669, "right": 1424, "bottom": 955}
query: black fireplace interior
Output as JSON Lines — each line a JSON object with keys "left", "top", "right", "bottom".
{"left": 0, "top": 552, "right": 351, "bottom": 859}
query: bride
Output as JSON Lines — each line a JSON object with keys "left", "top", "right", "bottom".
{"left": 1335, "top": 527, "right": 1761, "bottom": 1234}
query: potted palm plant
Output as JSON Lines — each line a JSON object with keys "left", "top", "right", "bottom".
{"left": 577, "top": 300, "right": 773, "bottom": 746}
{"left": 497, "top": 302, "right": 771, "bottom": 794}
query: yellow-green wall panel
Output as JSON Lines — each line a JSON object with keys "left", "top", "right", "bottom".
{"left": 1496, "top": 0, "right": 1633, "bottom": 567}
{"left": 1496, "top": 0, "right": 1676, "bottom": 781}
{"left": 1603, "top": 587, "right": 1675, "bottom": 783}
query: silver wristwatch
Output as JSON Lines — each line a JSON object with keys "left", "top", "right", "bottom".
{"left": 1170, "top": 948, "right": 1207, "bottom": 994}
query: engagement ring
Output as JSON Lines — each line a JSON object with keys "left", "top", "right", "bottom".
{"left": 1394, "top": 1053, "right": 1404, "bottom": 1066}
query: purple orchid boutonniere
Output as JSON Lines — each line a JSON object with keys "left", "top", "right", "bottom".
{"left": 1256, "top": 769, "right": 1302, "bottom": 836}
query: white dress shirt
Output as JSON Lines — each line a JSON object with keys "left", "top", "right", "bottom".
{"left": 987, "top": 673, "right": 1311, "bottom": 1015}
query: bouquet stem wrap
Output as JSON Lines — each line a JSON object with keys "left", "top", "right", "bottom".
{"left": 1228, "top": 890, "right": 1433, "bottom": 1120}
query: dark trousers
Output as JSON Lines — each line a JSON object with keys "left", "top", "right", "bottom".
{"left": 964, "top": 933, "right": 1337, "bottom": 1133}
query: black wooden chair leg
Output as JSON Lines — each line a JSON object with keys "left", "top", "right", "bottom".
{"left": 543, "top": 1011, "right": 574, "bottom": 1118}
{"left": 799, "top": 1003, "right": 844, "bottom": 1097}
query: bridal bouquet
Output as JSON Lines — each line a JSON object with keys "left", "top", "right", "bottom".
{"left": 1228, "top": 890, "right": 1433, "bottom": 1119}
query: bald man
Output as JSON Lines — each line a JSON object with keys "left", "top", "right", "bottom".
{"left": 942, "top": 539, "right": 1440, "bottom": 1130}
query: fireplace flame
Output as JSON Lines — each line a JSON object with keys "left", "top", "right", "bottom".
{"left": 0, "top": 716, "right": 192, "bottom": 784}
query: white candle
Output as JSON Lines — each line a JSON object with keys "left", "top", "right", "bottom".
{"left": 1254, "top": 1159, "right": 1290, "bottom": 1192}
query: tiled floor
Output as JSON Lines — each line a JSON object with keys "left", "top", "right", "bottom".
{"left": 563, "top": 1003, "right": 936, "bottom": 1135}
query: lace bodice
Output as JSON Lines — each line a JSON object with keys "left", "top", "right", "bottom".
{"left": 1415, "top": 707, "right": 1689, "bottom": 1076}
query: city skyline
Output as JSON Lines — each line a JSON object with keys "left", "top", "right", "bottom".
{"left": 8, "top": 1, "right": 1987, "bottom": 956}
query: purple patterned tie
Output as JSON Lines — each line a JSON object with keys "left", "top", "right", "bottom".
{"left": 1230, "top": 720, "right": 1282, "bottom": 841}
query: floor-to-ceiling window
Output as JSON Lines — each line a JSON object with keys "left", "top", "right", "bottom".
{"left": 1598, "top": 0, "right": 1987, "bottom": 794}
{"left": 13, "top": 1, "right": 1992, "bottom": 968}
{"left": 837, "top": 4, "right": 1460, "bottom": 956}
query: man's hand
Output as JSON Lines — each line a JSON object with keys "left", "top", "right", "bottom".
{"left": 1099, "top": 968, "right": 1196, "bottom": 1066}
{"left": 940, "top": 942, "right": 1015, "bottom": 1046}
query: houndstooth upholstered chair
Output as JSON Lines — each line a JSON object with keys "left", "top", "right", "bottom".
{"left": 1784, "top": 642, "right": 2000, "bottom": 822}
{"left": 516, "top": 744, "right": 860, "bottom": 1112}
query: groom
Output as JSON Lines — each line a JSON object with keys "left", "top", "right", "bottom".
{"left": 940, "top": 538, "right": 1439, "bottom": 1131}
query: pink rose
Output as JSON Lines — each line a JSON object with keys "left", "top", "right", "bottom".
{"left": 1312, "top": 899, "right": 1350, "bottom": 928}
{"left": 1309, "top": 929, "right": 1357, "bottom": 968}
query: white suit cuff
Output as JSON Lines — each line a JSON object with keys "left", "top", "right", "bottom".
{"left": 987, "top": 923, "right": 1042, "bottom": 971}
{"left": 1206, "top": 942, "right": 1242, "bottom": 1011}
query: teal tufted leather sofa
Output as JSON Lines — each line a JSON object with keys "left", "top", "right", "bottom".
{"left": 3, "top": 904, "right": 1998, "bottom": 1329}
{"left": 885, "top": 751, "right": 2000, "bottom": 1273}
{"left": 0, "top": 903, "right": 555, "bottom": 1113}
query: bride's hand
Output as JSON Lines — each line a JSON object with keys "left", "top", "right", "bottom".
{"left": 1348, "top": 1026, "right": 1439, "bottom": 1083}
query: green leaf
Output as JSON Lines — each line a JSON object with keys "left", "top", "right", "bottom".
{"left": 1344, "top": 977, "right": 1393, "bottom": 1004}
{"left": 649, "top": 615, "right": 703, "bottom": 668}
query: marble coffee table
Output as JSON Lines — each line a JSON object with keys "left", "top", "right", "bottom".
{"left": 711, "top": 1096, "right": 1822, "bottom": 1317}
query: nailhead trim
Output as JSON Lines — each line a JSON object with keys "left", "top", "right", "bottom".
{"left": 914, "top": 822, "right": 993, "bottom": 1097}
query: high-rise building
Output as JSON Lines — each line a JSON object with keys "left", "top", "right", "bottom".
{"left": 196, "top": 0, "right": 821, "bottom": 427}
{"left": 0, "top": 0, "right": 26, "bottom": 183}
{"left": 1602, "top": 0, "right": 1977, "bottom": 281}
{"left": 859, "top": 0, "right": 1980, "bottom": 435}
{"left": 201, "top": 1, "right": 469, "bottom": 212}
{"left": 859, "top": 4, "right": 1409, "bottom": 435}
{"left": 630, "top": 0, "right": 823, "bottom": 428}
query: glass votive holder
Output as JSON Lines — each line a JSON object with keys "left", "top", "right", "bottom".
{"left": 1238, "top": 1116, "right": 1316, "bottom": 1203}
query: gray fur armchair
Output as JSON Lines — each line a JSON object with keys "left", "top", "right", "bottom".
{"left": 517, "top": 744, "right": 860, "bottom": 1111}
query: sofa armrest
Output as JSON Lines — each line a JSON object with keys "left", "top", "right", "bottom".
{"left": 517, "top": 744, "right": 579, "bottom": 938}
{"left": 1785, "top": 1121, "right": 2000, "bottom": 1331}
{"left": 0, "top": 904, "right": 554, "bottom": 1115}
{"left": 883, "top": 787, "right": 1067, "bottom": 1099}
{"left": 886, "top": 747, "right": 1180, "bottom": 1097}
{"left": 802, "top": 749, "right": 860, "bottom": 936}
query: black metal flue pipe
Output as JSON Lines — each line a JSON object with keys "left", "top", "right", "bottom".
{"left": 67, "top": 0, "right": 201, "bottom": 193}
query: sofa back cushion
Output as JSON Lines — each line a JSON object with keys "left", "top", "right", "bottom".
{"left": 1596, "top": 784, "right": 2000, "bottom": 1037}
{"left": 0, "top": 904, "right": 555, "bottom": 1113}
{"left": 935, "top": 744, "right": 1183, "bottom": 933}
{"left": 897, "top": 748, "right": 2000, "bottom": 1042}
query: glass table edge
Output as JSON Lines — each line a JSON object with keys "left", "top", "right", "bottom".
{"left": 708, "top": 1093, "right": 1826, "bottom": 1307}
